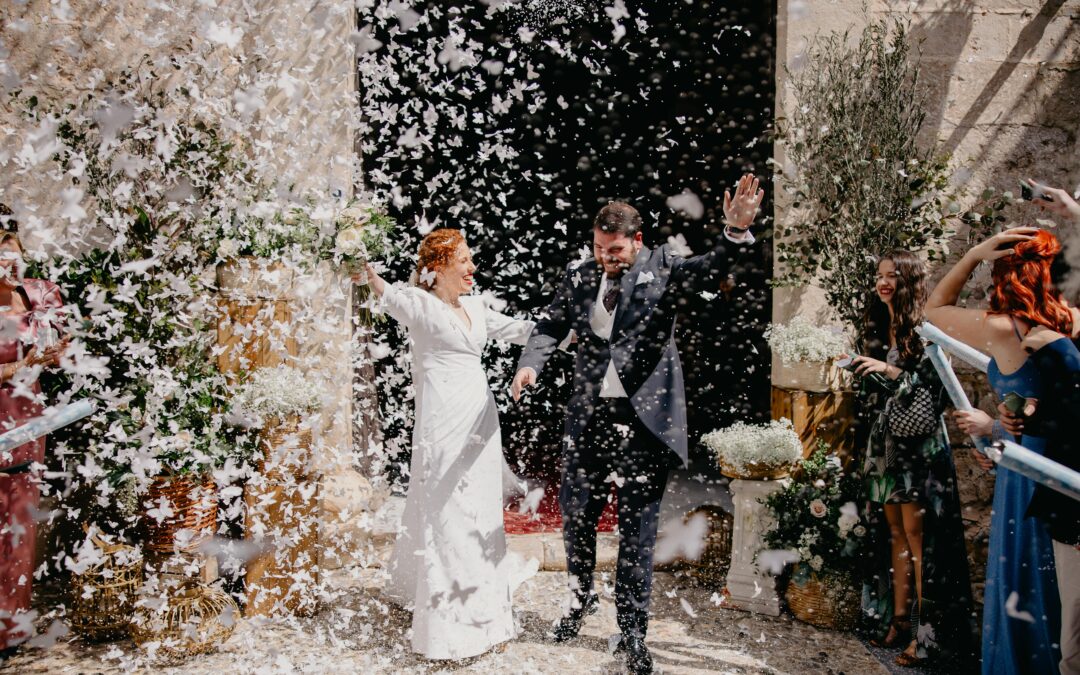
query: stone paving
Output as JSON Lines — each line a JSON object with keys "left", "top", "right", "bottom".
{"left": 5, "top": 567, "right": 890, "bottom": 674}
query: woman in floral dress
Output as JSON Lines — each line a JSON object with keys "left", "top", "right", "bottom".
{"left": 850, "top": 250, "right": 975, "bottom": 669}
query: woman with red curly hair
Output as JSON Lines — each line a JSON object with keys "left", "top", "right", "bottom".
{"left": 352, "top": 228, "right": 538, "bottom": 661}
{"left": 927, "top": 227, "right": 1078, "bottom": 675}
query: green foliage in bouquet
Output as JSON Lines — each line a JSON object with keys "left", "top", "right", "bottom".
{"left": 761, "top": 443, "right": 866, "bottom": 581}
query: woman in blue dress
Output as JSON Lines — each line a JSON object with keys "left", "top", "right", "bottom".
{"left": 927, "top": 227, "right": 1068, "bottom": 674}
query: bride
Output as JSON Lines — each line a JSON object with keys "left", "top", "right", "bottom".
{"left": 355, "top": 228, "right": 538, "bottom": 659}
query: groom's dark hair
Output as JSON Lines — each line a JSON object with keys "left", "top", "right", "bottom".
{"left": 594, "top": 201, "right": 641, "bottom": 237}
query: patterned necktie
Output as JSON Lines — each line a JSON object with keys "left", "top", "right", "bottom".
{"left": 602, "top": 280, "right": 620, "bottom": 313}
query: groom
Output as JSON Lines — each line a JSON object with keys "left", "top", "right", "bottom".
{"left": 511, "top": 174, "right": 764, "bottom": 674}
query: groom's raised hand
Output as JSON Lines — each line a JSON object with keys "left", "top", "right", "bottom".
{"left": 511, "top": 367, "right": 536, "bottom": 401}
{"left": 722, "top": 173, "right": 765, "bottom": 232}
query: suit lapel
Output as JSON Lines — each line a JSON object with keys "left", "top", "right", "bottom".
{"left": 576, "top": 263, "right": 601, "bottom": 332}
{"left": 612, "top": 247, "right": 650, "bottom": 339}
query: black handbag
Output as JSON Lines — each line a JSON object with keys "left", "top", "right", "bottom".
{"left": 885, "top": 383, "right": 939, "bottom": 439}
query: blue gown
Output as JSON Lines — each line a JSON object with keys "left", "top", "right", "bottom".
{"left": 983, "top": 355, "right": 1062, "bottom": 675}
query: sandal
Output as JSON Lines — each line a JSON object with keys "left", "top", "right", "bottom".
{"left": 870, "top": 616, "right": 911, "bottom": 648}
{"left": 895, "top": 643, "right": 925, "bottom": 668}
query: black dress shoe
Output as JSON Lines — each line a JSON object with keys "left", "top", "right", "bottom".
{"left": 549, "top": 593, "right": 599, "bottom": 642}
{"left": 615, "top": 635, "right": 653, "bottom": 675}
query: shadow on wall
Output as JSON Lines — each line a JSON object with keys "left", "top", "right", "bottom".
{"left": 908, "top": 0, "right": 1078, "bottom": 183}
{"left": 909, "top": 0, "right": 1080, "bottom": 292}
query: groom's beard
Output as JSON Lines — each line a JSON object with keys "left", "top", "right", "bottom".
{"left": 602, "top": 261, "right": 631, "bottom": 279}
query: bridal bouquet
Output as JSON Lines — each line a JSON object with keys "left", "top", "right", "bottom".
{"left": 760, "top": 444, "right": 866, "bottom": 578}
{"left": 701, "top": 418, "right": 802, "bottom": 479}
{"left": 764, "top": 317, "right": 847, "bottom": 365}
{"left": 231, "top": 365, "right": 321, "bottom": 425}
{"left": 331, "top": 200, "right": 397, "bottom": 271}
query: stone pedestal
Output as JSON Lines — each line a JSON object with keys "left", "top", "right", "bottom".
{"left": 724, "top": 478, "right": 789, "bottom": 616}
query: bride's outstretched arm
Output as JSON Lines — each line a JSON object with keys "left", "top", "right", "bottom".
{"left": 352, "top": 263, "right": 386, "bottom": 296}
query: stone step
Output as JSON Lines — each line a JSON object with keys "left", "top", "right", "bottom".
{"left": 506, "top": 531, "right": 620, "bottom": 572}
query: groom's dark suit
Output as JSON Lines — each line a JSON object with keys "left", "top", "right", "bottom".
{"left": 516, "top": 233, "right": 752, "bottom": 639}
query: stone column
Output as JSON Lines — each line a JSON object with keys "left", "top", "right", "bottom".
{"left": 724, "top": 478, "right": 789, "bottom": 616}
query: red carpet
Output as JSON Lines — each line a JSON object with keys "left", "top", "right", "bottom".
{"left": 503, "top": 483, "right": 618, "bottom": 534}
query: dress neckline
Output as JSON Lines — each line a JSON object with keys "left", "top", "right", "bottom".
{"left": 433, "top": 293, "right": 474, "bottom": 335}
{"left": 992, "top": 336, "right": 1072, "bottom": 377}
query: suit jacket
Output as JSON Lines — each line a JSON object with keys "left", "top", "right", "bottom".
{"left": 517, "top": 237, "right": 752, "bottom": 467}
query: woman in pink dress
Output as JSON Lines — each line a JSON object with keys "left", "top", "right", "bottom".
{"left": 0, "top": 209, "right": 66, "bottom": 658}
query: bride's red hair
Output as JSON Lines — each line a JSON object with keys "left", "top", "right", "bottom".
{"left": 990, "top": 229, "right": 1073, "bottom": 334}
{"left": 415, "top": 228, "right": 466, "bottom": 289}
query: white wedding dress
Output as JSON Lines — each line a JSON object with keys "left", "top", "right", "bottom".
{"left": 381, "top": 283, "right": 539, "bottom": 660}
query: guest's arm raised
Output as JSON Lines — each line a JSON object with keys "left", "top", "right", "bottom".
{"left": 924, "top": 228, "right": 1038, "bottom": 350}
{"left": 1026, "top": 179, "right": 1080, "bottom": 224}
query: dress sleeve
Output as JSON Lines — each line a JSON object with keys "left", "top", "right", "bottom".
{"left": 21, "top": 279, "right": 63, "bottom": 311}
{"left": 24, "top": 279, "right": 65, "bottom": 336}
{"left": 485, "top": 307, "right": 534, "bottom": 346}
{"left": 379, "top": 283, "right": 427, "bottom": 330}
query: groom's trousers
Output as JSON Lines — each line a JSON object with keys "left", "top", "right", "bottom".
{"left": 559, "top": 397, "right": 673, "bottom": 640}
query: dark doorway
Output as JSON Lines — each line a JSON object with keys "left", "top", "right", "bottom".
{"left": 358, "top": 1, "right": 775, "bottom": 487}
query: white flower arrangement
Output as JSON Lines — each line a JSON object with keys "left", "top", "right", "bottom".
{"left": 232, "top": 366, "right": 321, "bottom": 422}
{"left": 836, "top": 502, "right": 860, "bottom": 538}
{"left": 701, "top": 418, "right": 803, "bottom": 474}
{"left": 764, "top": 316, "right": 847, "bottom": 365}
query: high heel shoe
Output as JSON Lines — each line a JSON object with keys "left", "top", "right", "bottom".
{"left": 870, "top": 615, "right": 911, "bottom": 648}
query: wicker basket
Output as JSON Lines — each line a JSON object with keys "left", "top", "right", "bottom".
{"left": 717, "top": 458, "right": 793, "bottom": 481}
{"left": 69, "top": 537, "right": 143, "bottom": 642}
{"left": 683, "top": 505, "right": 733, "bottom": 587}
{"left": 785, "top": 566, "right": 861, "bottom": 631}
{"left": 132, "top": 585, "right": 238, "bottom": 659}
{"left": 258, "top": 416, "right": 314, "bottom": 480}
{"left": 143, "top": 475, "right": 217, "bottom": 554}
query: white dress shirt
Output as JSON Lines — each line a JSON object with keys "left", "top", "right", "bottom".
{"left": 593, "top": 274, "right": 629, "bottom": 398}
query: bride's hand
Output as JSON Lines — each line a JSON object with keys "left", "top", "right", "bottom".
{"left": 354, "top": 263, "right": 386, "bottom": 296}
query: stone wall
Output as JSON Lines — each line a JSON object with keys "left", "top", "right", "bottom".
{"left": 774, "top": 0, "right": 1080, "bottom": 605}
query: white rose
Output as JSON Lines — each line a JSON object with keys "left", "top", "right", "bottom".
{"left": 853, "top": 525, "right": 867, "bottom": 537}
{"left": 340, "top": 205, "right": 372, "bottom": 228}
{"left": 837, "top": 512, "right": 859, "bottom": 535}
{"left": 809, "top": 499, "right": 828, "bottom": 519}
{"left": 809, "top": 555, "right": 824, "bottom": 571}
{"left": 217, "top": 238, "right": 239, "bottom": 258}
{"left": 335, "top": 226, "right": 368, "bottom": 257}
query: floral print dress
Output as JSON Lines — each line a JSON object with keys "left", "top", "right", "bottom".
{"left": 859, "top": 351, "right": 977, "bottom": 666}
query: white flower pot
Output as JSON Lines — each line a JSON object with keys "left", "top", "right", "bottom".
{"left": 773, "top": 359, "right": 845, "bottom": 393}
